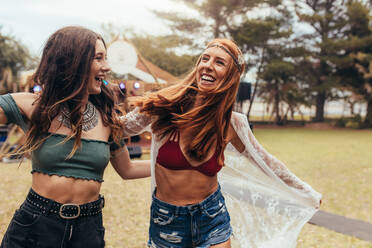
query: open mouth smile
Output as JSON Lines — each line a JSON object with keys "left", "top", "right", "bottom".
{"left": 200, "top": 74, "right": 216, "bottom": 84}
{"left": 95, "top": 77, "right": 104, "bottom": 84}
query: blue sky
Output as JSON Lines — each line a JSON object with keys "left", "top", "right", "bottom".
{"left": 1, "top": 0, "right": 187, "bottom": 55}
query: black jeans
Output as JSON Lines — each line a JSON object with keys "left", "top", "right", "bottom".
{"left": 1, "top": 190, "right": 105, "bottom": 248}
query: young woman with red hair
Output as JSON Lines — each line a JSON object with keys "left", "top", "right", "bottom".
{"left": 121, "top": 38, "right": 321, "bottom": 248}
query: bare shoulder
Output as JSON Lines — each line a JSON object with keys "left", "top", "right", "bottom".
{"left": 11, "top": 93, "right": 38, "bottom": 119}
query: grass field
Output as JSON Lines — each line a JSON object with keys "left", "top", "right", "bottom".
{"left": 1, "top": 127, "right": 372, "bottom": 247}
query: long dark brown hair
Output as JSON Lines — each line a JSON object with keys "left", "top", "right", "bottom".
{"left": 21, "top": 26, "right": 123, "bottom": 157}
{"left": 139, "top": 39, "right": 245, "bottom": 165}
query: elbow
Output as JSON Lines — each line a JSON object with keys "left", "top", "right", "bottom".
{"left": 113, "top": 165, "right": 132, "bottom": 180}
{"left": 119, "top": 164, "right": 137, "bottom": 180}
{"left": 119, "top": 170, "right": 133, "bottom": 180}
{"left": 122, "top": 173, "right": 136, "bottom": 180}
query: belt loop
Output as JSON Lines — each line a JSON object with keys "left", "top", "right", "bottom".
{"left": 100, "top": 195, "right": 105, "bottom": 209}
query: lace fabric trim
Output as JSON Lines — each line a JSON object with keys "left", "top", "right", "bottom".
{"left": 120, "top": 107, "right": 152, "bottom": 137}
{"left": 229, "top": 112, "right": 322, "bottom": 205}
{"left": 121, "top": 108, "right": 321, "bottom": 247}
{"left": 220, "top": 112, "right": 321, "bottom": 247}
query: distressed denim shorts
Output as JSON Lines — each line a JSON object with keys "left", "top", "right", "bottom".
{"left": 148, "top": 185, "right": 232, "bottom": 248}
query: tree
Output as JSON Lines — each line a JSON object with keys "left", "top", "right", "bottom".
{"left": 295, "top": 0, "right": 348, "bottom": 122}
{"left": 0, "top": 28, "right": 29, "bottom": 74}
{"left": 259, "top": 43, "right": 312, "bottom": 124}
{"left": 0, "top": 27, "right": 30, "bottom": 93}
{"left": 153, "top": 0, "right": 280, "bottom": 48}
{"left": 330, "top": 0, "right": 372, "bottom": 126}
{"left": 230, "top": 3, "right": 297, "bottom": 120}
{"left": 261, "top": 57, "right": 296, "bottom": 124}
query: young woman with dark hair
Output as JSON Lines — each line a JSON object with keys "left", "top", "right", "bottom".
{"left": 120, "top": 38, "right": 321, "bottom": 248}
{"left": 0, "top": 26, "right": 150, "bottom": 248}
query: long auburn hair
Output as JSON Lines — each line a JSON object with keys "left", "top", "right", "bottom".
{"left": 21, "top": 26, "right": 123, "bottom": 157}
{"left": 139, "top": 39, "right": 245, "bottom": 165}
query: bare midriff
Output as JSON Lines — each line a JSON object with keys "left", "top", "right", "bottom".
{"left": 31, "top": 172, "right": 101, "bottom": 204}
{"left": 155, "top": 163, "right": 219, "bottom": 206}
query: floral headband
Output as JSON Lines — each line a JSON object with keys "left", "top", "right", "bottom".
{"left": 207, "top": 44, "right": 244, "bottom": 73}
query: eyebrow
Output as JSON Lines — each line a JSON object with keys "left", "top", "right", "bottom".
{"left": 207, "top": 44, "right": 242, "bottom": 72}
{"left": 95, "top": 52, "right": 105, "bottom": 56}
{"left": 216, "top": 56, "right": 227, "bottom": 62}
{"left": 202, "top": 53, "right": 228, "bottom": 62}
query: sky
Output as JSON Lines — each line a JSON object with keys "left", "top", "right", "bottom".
{"left": 1, "top": 1, "right": 316, "bottom": 55}
{"left": 1, "top": 0, "right": 315, "bottom": 83}
{"left": 1, "top": 0, "right": 189, "bottom": 56}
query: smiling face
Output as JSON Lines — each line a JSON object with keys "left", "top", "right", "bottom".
{"left": 87, "top": 39, "right": 110, "bottom": 95}
{"left": 196, "top": 46, "right": 232, "bottom": 91}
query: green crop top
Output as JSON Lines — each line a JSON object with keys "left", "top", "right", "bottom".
{"left": 0, "top": 94, "right": 123, "bottom": 182}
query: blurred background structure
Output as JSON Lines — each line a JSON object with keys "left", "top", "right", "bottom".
{"left": 1, "top": 0, "right": 372, "bottom": 128}
{"left": 1, "top": 0, "right": 372, "bottom": 157}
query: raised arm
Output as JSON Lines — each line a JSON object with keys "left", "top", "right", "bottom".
{"left": 229, "top": 112, "right": 321, "bottom": 206}
{"left": 110, "top": 145, "right": 151, "bottom": 180}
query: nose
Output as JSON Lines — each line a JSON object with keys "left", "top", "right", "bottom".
{"left": 102, "top": 60, "right": 111, "bottom": 72}
{"left": 201, "top": 59, "right": 213, "bottom": 71}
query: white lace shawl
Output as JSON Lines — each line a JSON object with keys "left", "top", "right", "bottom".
{"left": 121, "top": 108, "right": 321, "bottom": 248}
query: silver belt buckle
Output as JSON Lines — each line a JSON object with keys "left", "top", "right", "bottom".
{"left": 59, "top": 203, "right": 81, "bottom": 219}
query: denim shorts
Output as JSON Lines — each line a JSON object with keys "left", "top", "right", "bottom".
{"left": 148, "top": 185, "right": 232, "bottom": 248}
{"left": 1, "top": 189, "right": 105, "bottom": 248}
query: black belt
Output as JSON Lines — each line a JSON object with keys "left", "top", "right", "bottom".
{"left": 26, "top": 188, "right": 104, "bottom": 220}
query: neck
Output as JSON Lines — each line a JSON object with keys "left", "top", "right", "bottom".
{"left": 81, "top": 96, "right": 90, "bottom": 112}
{"left": 194, "top": 94, "right": 206, "bottom": 108}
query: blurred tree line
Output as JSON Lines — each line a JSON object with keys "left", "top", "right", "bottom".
{"left": 0, "top": 26, "right": 31, "bottom": 93}
{"left": 1, "top": 0, "right": 371, "bottom": 127}
{"left": 150, "top": 0, "right": 372, "bottom": 127}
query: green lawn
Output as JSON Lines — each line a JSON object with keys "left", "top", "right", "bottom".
{"left": 253, "top": 127, "right": 372, "bottom": 248}
{"left": 1, "top": 127, "right": 372, "bottom": 247}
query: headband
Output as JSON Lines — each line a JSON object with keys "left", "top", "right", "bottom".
{"left": 207, "top": 44, "right": 244, "bottom": 72}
